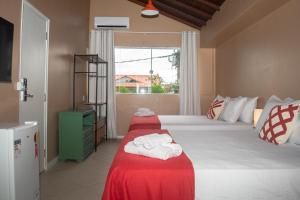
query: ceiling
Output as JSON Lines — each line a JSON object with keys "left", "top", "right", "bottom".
{"left": 128, "top": 0, "right": 226, "bottom": 30}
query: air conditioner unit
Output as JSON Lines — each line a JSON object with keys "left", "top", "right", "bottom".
{"left": 94, "top": 17, "right": 129, "bottom": 29}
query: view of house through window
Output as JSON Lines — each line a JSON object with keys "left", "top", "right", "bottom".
{"left": 115, "top": 48, "right": 180, "bottom": 94}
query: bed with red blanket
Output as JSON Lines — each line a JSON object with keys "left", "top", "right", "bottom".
{"left": 128, "top": 115, "right": 161, "bottom": 131}
{"left": 102, "top": 129, "right": 194, "bottom": 200}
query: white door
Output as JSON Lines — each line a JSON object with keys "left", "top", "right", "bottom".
{"left": 19, "top": 1, "right": 49, "bottom": 172}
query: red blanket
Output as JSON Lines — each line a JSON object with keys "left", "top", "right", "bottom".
{"left": 128, "top": 115, "right": 161, "bottom": 131}
{"left": 102, "top": 129, "right": 195, "bottom": 200}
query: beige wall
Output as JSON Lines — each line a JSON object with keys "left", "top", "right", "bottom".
{"left": 199, "top": 48, "right": 216, "bottom": 112}
{"left": 0, "top": 0, "right": 21, "bottom": 122}
{"left": 117, "top": 94, "right": 179, "bottom": 135}
{"left": 213, "top": 0, "right": 300, "bottom": 107}
{"left": 0, "top": 0, "right": 90, "bottom": 161}
{"left": 90, "top": 0, "right": 216, "bottom": 134}
{"left": 201, "top": 0, "right": 289, "bottom": 47}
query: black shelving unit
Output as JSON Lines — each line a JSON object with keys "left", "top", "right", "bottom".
{"left": 73, "top": 54, "right": 108, "bottom": 151}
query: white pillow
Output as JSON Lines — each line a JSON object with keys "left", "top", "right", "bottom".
{"left": 220, "top": 97, "right": 247, "bottom": 123}
{"left": 255, "top": 95, "right": 283, "bottom": 134}
{"left": 286, "top": 99, "right": 300, "bottom": 145}
{"left": 255, "top": 95, "right": 300, "bottom": 134}
{"left": 288, "top": 113, "right": 300, "bottom": 145}
{"left": 284, "top": 97, "right": 295, "bottom": 103}
{"left": 214, "top": 95, "right": 230, "bottom": 117}
{"left": 215, "top": 95, "right": 230, "bottom": 102}
{"left": 239, "top": 97, "right": 258, "bottom": 124}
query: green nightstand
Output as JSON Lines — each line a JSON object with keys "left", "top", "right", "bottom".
{"left": 59, "top": 110, "right": 95, "bottom": 161}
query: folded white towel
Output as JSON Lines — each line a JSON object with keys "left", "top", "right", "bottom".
{"left": 134, "top": 133, "right": 173, "bottom": 149}
{"left": 137, "top": 107, "right": 151, "bottom": 112}
{"left": 124, "top": 141, "right": 182, "bottom": 160}
{"left": 134, "top": 110, "right": 155, "bottom": 116}
{"left": 160, "top": 143, "right": 183, "bottom": 156}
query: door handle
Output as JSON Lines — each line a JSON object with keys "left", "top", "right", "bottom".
{"left": 25, "top": 93, "right": 34, "bottom": 98}
{"left": 18, "top": 78, "right": 34, "bottom": 101}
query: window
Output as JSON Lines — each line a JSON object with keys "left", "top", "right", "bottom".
{"left": 115, "top": 47, "right": 180, "bottom": 94}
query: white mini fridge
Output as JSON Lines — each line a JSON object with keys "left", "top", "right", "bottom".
{"left": 0, "top": 122, "right": 39, "bottom": 200}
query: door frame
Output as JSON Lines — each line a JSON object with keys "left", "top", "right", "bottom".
{"left": 20, "top": 0, "right": 50, "bottom": 171}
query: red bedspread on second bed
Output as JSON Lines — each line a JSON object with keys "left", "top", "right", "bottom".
{"left": 102, "top": 129, "right": 195, "bottom": 200}
{"left": 128, "top": 115, "right": 161, "bottom": 131}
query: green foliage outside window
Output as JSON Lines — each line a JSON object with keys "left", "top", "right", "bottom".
{"left": 151, "top": 84, "right": 165, "bottom": 93}
{"left": 171, "top": 81, "right": 179, "bottom": 94}
{"left": 119, "top": 86, "right": 130, "bottom": 93}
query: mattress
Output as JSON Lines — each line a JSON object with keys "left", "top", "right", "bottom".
{"left": 158, "top": 115, "right": 253, "bottom": 131}
{"left": 170, "top": 129, "right": 300, "bottom": 200}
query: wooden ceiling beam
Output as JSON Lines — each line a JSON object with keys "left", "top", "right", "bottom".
{"left": 195, "top": 0, "right": 220, "bottom": 11}
{"left": 159, "top": 0, "right": 212, "bottom": 20}
{"left": 128, "top": 0, "right": 205, "bottom": 29}
{"left": 153, "top": 0, "right": 206, "bottom": 27}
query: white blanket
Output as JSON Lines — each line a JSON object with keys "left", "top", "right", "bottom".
{"left": 158, "top": 115, "right": 253, "bottom": 131}
{"left": 133, "top": 133, "right": 172, "bottom": 149}
{"left": 170, "top": 129, "right": 300, "bottom": 200}
{"left": 124, "top": 141, "right": 182, "bottom": 160}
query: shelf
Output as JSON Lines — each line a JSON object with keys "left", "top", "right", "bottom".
{"left": 75, "top": 54, "right": 108, "bottom": 64}
{"left": 96, "top": 117, "right": 106, "bottom": 132}
{"left": 73, "top": 53, "right": 108, "bottom": 146}
{"left": 74, "top": 73, "right": 107, "bottom": 78}
{"left": 89, "top": 75, "right": 107, "bottom": 78}
{"left": 72, "top": 109, "right": 95, "bottom": 116}
{"left": 84, "top": 103, "right": 107, "bottom": 106}
{"left": 83, "top": 125, "right": 93, "bottom": 132}
{"left": 97, "top": 117, "right": 106, "bottom": 122}
{"left": 74, "top": 71, "right": 97, "bottom": 74}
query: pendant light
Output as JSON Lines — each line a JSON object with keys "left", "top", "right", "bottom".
{"left": 141, "top": 0, "right": 159, "bottom": 17}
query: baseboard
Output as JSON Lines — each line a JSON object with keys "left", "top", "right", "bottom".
{"left": 47, "top": 156, "right": 58, "bottom": 170}
{"left": 116, "top": 135, "right": 124, "bottom": 139}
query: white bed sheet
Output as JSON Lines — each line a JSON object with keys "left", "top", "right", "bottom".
{"left": 158, "top": 115, "right": 252, "bottom": 131}
{"left": 170, "top": 129, "right": 300, "bottom": 200}
{"left": 158, "top": 115, "right": 222, "bottom": 125}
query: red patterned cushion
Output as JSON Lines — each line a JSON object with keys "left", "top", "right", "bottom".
{"left": 207, "top": 99, "right": 225, "bottom": 120}
{"left": 259, "top": 104, "right": 299, "bottom": 144}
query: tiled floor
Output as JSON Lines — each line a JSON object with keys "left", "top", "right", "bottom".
{"left": 40, "top": 140, "right": 120, "bottom": 200}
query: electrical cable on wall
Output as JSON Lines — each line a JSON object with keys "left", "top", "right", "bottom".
{"left": 115, "top": 53, "right": 175, "bottom": 64}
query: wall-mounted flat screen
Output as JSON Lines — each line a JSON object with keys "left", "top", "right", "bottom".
{"left": 0, "top": 17, "right": 14, "bottom": 82}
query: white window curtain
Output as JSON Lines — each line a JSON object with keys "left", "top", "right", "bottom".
{"left": 89, "top": 29, "right": 117, "bottom": 138}
{"left": 179, "top": 31, "right": 201, "bottom": 115}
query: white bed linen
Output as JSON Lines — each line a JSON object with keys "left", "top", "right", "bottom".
{"left": 158, "top": 115, "right": 252, "bottom": 131}
{"left": 158, "top": 115, "right": 219, "bottom": 125}
{"left": 170, "top": 129, "right": 300, "bottom": 200}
